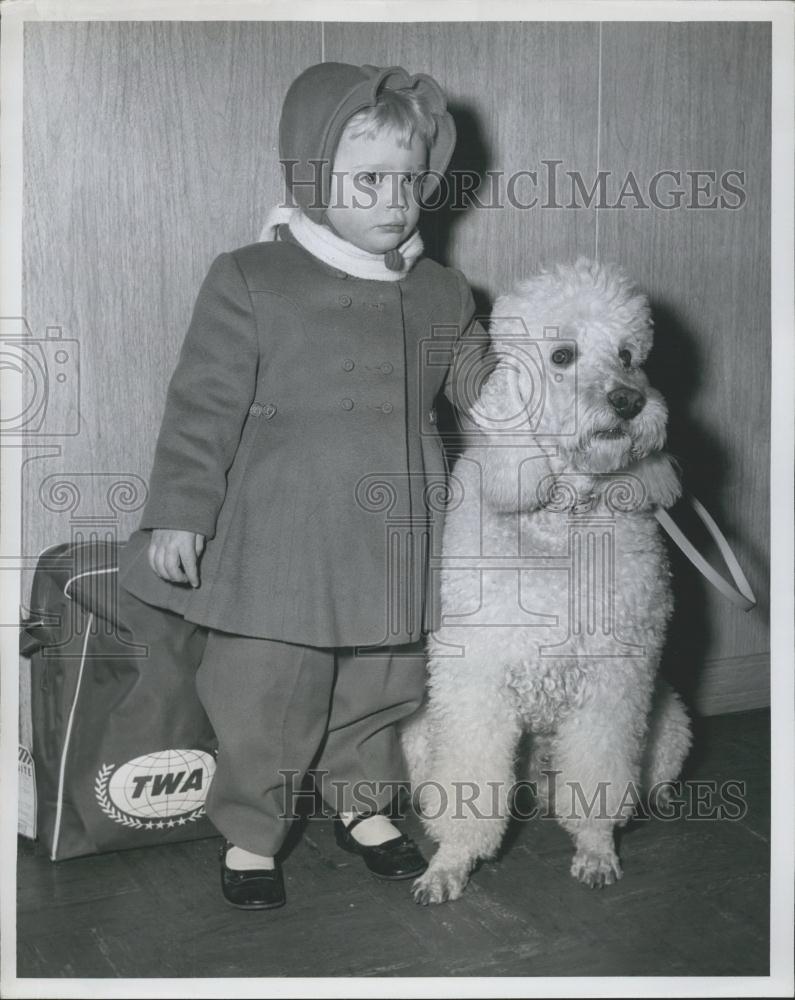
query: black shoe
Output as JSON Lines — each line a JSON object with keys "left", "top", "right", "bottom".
{"left": 219, "top": 840, "right": 286, "bottom": 910}
{"left": 333, "top": 814, "right": 428, "bottom": 881}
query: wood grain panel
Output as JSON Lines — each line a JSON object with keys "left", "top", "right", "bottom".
{"left": 18, "top": 22, "right": 321, "bottom": 739}
{"left": 325, "top": 22, "right": 600, "bottom": 305}
{"left": 694, "top": 654, "right": 770, "bottom": 717}
{"left": 21, "top": 21, "right": 321, "bottom": 579}
{"left": 598, "top": 23, "right": 771, "bottom": 702}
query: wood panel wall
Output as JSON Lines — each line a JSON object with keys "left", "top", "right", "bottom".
{"left": 596, "top": 22, "right": 771, "bottom": 708}
{"left": 19, "top": 20, "right": 770, "bottom": 729}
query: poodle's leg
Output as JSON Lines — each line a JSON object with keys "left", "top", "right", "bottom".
{"left": 412, "top": 679, "right": 522, "bottom": 905}
{"left": 640, "top": 678, "right": 692, "bottom": 795}
{"left": 551, "top": 668, "right": 654, "bottom": 888}
{"left": 399, "top": 701, "right": 433, "bottom": 790}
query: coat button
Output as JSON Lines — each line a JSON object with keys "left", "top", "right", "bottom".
{"left": 338, "top": 294, "right": 352, "bottom": 307}
{"left": 263, "top": 403, "right": 277, "bottom": 419}
{"left": 381, "top": 402, "right": 393, "bottom": 414}
{"left": 341, "top": 398, "right": 354, "bottom": 410}
{"left": 428, "top": 408, "right": 437, "bottom": 425}
{"left": 380, "top": 362, "right": 393, "bottom": 374}
{"left": 249, "top": 403, "right": 263, "bottom": 417}
{"left": 343, "top": 359, "right": 355, "bottom": 371}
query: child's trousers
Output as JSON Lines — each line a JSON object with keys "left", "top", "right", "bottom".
{"left": 195, "top": 630, "right": 427, "bottom": 857}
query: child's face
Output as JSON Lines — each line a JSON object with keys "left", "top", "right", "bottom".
{"left": 324, "top": 125, "right": 427, "bottom": 253}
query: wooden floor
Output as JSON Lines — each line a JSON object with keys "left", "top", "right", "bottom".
{"left": 16, "top": 709, "right": 770, "bottom": 979}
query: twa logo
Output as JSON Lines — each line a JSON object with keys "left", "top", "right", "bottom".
{"left": 95, "top": 749, "right": 215, "bottom": 831}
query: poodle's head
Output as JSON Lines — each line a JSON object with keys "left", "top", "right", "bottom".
{"left": 471, "top": 258, "right": 668, "bottom": 473}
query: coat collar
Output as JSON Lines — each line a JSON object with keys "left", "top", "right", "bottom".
{"left": 276, "top": 222, "right": 426, "bottom": 283}
{"left": 276, "top": 222, "right": 353, "bottom": 280}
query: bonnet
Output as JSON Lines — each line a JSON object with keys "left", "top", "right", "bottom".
{"left": 278, "top": 61, "right": 457, "bottom": 223}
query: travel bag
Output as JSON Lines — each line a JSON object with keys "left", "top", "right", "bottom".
{"left": 20, "top": 538, "right": 218, "bottom": 860}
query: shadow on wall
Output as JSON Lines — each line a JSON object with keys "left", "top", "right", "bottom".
{"left": 427, "top": 101, "right": 494, "bottom": 443}
{"left": 645, "top": 299, "right": 715, "bottom": 712}
{"left": 422, "top": 101, "right": 491, "bottom": 277}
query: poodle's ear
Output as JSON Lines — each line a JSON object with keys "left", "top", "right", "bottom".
{"left": 487, "top": 303, "right": 538, "bottom": 356}
{"left": 467, "top": 358, "right": 530, "bottom": 433}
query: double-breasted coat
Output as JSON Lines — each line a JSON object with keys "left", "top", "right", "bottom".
{"left": 118, "top": 225, "right": 489, "bottom": 647}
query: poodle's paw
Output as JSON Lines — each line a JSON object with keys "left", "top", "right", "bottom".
{"left": 412, "top": 861, "right": 470, "bottom": 905}
{"left": 570, "top": 848, "right": 623, "bottom": 888}
{"left": 648, "top": 781, "right": 675, "bottom": 808}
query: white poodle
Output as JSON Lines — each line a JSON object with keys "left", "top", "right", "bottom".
{"left": 402, "top": 258, "right": 693, "bottom": 904}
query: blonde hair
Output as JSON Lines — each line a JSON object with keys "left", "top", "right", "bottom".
{"left": 342, "top": 86, "right": 438, "bottom": 149}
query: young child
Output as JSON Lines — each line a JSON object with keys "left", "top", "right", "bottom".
{"left": 118, "top": 61, "right": 488, "bottom": 909}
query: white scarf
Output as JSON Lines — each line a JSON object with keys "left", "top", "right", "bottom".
{"left": 258, "top": 205, "right": 424, "bottom": 282}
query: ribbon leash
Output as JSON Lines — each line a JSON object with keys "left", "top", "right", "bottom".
{"left": 654, "top": 493, "right": 757, "bottom": 612}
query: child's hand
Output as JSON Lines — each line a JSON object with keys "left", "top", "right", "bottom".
{"left": 148, "top": 529, "right": 205, "bottom": 587}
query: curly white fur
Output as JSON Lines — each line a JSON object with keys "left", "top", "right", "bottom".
{"left": 402, "top": 258, "right": 693, "bottom": 904}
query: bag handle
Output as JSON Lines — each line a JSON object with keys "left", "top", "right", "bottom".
{"left": 63, "top": 566, "right": 119, "bottom": 603}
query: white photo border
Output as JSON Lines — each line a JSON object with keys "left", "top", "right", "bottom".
{"left": 1, "top": 2, "right": 792, "bottom": 997}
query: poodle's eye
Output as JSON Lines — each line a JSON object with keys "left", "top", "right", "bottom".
{"left": 550, "top": 346, "right": 574, "bottom": 367}
{"left": 619, "top": 349, "right": 632, "bottom": 369}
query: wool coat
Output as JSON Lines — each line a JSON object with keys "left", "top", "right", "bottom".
{"left": 118, "top": 226, "right": 490, "bottom": 647}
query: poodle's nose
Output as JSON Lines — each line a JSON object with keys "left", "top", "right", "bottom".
{"left": 607, "top": 386, "right": 646, "bottom": 419}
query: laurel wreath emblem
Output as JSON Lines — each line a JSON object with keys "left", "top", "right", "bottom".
{"left": 95, "top": 763, "right": 207, "bottom": 831}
